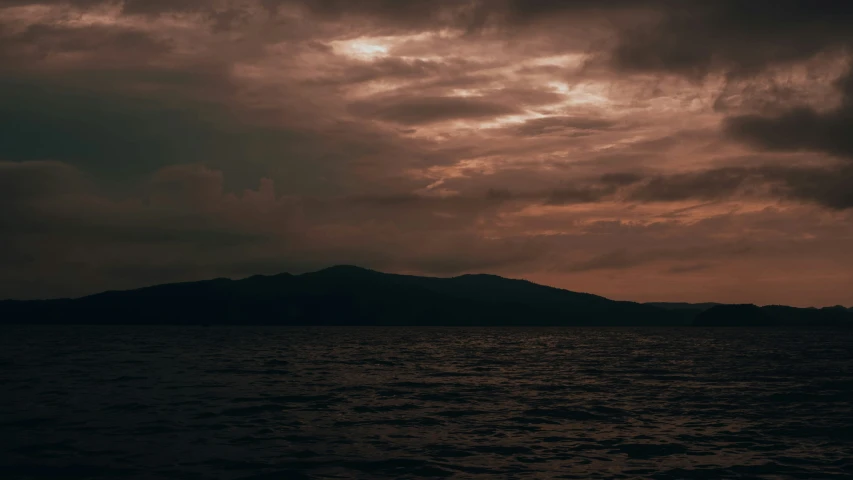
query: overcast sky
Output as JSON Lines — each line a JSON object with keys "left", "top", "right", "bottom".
{"left": 2, "top": 1, "right": 852, "bottom": 306}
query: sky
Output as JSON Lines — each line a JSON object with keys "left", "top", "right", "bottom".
{"left": 1, "top": 1, "right": 852, "bottom": 306}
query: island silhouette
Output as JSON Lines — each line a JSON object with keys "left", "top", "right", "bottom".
{"left": 1, "top": 266, "right": 851, "bottom": 327}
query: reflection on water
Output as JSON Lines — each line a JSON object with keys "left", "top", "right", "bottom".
{"left": 1, "top": 326, "right": 852, "bottom": 479}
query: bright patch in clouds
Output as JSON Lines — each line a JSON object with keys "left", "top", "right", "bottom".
{"left": 331, "top": 38, "right": 390, "bottom": 60}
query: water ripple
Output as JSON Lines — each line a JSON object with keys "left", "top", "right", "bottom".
{"left": 1, "top": 326, "right": 852, "bottom": 479}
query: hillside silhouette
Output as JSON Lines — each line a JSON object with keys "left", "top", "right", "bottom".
{"left": 1, "top": 266, "right": 851, "bottom": 327}
{"left": 695, "top": 304, "right": 853, "bottom": 327}
{"left": 645, "top": 302, "right": 722, "bottom": 313}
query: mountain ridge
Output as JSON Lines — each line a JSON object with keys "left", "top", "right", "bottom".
{"left": 1, "top": 266, "right": 851, "bottom": 327}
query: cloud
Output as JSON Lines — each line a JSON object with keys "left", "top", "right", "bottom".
{"left": 766, "top": 164, "right": 853, "bottom": 210}
{"left": 629, "top": 164, "right": 853, "bottom": 210}
{"left": 724, "top": 69, "right": 853, "bottom": 161}
{"left": 2, "top": 1, "right": 853, "bottom": 306}
{"left": 612, "top": 1, "right": 853, "bottom": 76}
{"left": 562, "top": 243, "right": 755, "bottom": 273}
{"left": 0, "top": 162, "right": 275, "bottom": 243}
{"left": 629, "top": 168, "right": 752, "bottom": 202}
{"left": 0, "top": 23, "right": 171, "bottom": 72}
{"left": 305, "top": 57, "right": 447, "bottom": 86}
{"left": 1, "top": 160, "right": 852, "bottom": 306}
{"left": 349, "top": 95, "right": 521, "bottom": 125}
{"left": 665, "top": 263, "right": 713, "bottom": 274}
{"left": 0, "top": 161, "right": 302, "bottom": 297}
{"left": 543, "top": 186, "right": 610, "bottom": 205}
{"left": 0, "top": 74, "right": 232, "bottom": 176}
{"left": 352, "top": 163, "right": 853, "bottom": 211}
{"left": 0, "top": 161, "right": 86, "bottom": 201}
{"left": 513, "top": 115, "right": 617, "bottom": 137}
{"left": 599, "top": 172, "right": 644, "bottom": 186}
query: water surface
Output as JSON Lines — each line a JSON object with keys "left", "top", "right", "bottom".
{"left": 1, "top": 327, "right": 852, "bottom": 479}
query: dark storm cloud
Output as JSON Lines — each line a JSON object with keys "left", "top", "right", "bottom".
{"left": 0, "top": 72, "right": 413, "bottom": 194}
{"left": 352, "top": 164, "right": 853, "bottom": 211}
{"left": 631, "top": 165, "right": 853, "bottom": 210}
{"left": 0, "top": 19, "right": 236, "bottom": 176}
{"left": 603, "top": 2, "right": 853, "bottom": 214}
{"left": 630, "top": 169, "right": 751, "bottom": 203}
{"left": 0, "top": 0, "right": 649, "bottom": 33}
{"left": 0, "top": 161, "right": 85, "bottom": 200}
{"left": 725, "top": 69, "right": 853, "bottom": 160}
{"left": 0, "top": 74, "right": 242, "bottom": 177}
{"left": 0, "top": 23, "right": 170, "bottom": 64}
{"left": 1, "top": 0, "right": 480, "bottom": 27}
{"left": 349, "top": 96, "right": 520, "bottom": 125}
{"left": 501, "top": 0, "right": 643, "bottom": 19}
{"left": 0, "top": 22, "right": 174, "bottom": 81}
{"left": 726, "top": 107, "right": 853, "bottom": 158}
{"left": 248, "top": 0, "right": 648, "bottom": 29}
{"left": 0, "top": 163, "right": 264, "bottom": 245}
{"left": 0, "top": 162, "right": 303, "bottom": 298}
{"left": 613, "top": 1, "right": 853, "bottom": 76}
{"left": 121, "top": 0, "right": 215, "bottom": 15}
{"left": 279, "top": 0, "right": 476, "bottom": 25}
{"left": 0, "top": 0, "right": 214, "bottom": 15}
{"left": 766, "top": 164, "right": 853, "bottom": 210}
{"left": 718, "top": 68, "right": 853, "bottom": 207}
{"left": 0, "top": 0, "right": 106, "bottom": 7}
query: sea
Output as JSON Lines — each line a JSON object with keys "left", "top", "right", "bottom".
{"left": 1, "top": 326, "right": 852, "bottom": 479}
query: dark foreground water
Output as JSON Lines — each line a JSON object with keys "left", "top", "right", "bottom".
{"left": 1, "top": 327, "right": 852, "bottom": 479}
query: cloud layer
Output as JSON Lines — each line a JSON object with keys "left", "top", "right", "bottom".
{"left": 1, "top": 1, "right": 852, "bottom": 305}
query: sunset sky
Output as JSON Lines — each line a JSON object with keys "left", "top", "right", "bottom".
{"left": 2, "top": 1, "right": 852, "bottom": 306}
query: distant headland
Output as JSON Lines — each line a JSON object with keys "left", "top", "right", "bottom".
{"left": 1, "top": 266, "right": 851, "bottom": 327}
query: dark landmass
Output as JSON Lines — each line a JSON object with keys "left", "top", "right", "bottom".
{"left": 695, "top": 304, "right": 853, "bottom": 327}
{"left": 645, "top": 302, "right": 721, "bottom": 313}
{"left": 0, "top": 266, "right": 690, "bottom": 326}
{"left": 1, "top": 266, "right": 851, "bottom": 327}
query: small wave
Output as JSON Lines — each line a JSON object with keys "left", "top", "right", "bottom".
{"left": 612, "top": 443, "right": 689, "bottom": 458}
{"left": 220, "top": 405, "right": 286, "bottom": 416}
{"left": 103, "top": 402, "right": 151, "bottom": 412}
{"left": 522, "top": 408, "right": 609, "bottom": 421}
{"left": 108, "top": 375, "right": 148, "bottom": 382}
{"left": 340, "top": 458, "right": 454, "bottom": 477}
